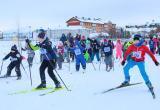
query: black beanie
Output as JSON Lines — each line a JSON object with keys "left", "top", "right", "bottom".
{"left": 38, "top": 32, "right": 46, "bottom": 39}
{"left": 11, "top": 45, "right": 17, "bottom": 51}
{"left": 133, "top": 34, "right": 141, "bottom": 41}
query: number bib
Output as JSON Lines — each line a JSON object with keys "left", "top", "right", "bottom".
{"left": 74, "top": 48, "right": 81, "bottom": 55}
{"left": 132, "top": 51, "right": 142, "bottom": 59}
{"left": 104, "top": 47, "right": 110, "bottom": 53}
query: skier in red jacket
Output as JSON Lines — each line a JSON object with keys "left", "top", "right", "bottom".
{"left": 121, "top": 34, "right": 159, "bottom": 92}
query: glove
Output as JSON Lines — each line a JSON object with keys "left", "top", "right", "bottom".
{"left": 52, "top": 59, "right": 57, "bottom": 63}
{"left": 51, "top": 59, "right": 57, "bottom": 69}
{"left": 121, "top": 60, "right": 125, "bottom": 66}
{"left": 154, "top": 61, "right": 159, "bottom": 66}
{"left": 25, "top": 39, "right": 30, "bottom": 43}
{"left": 2, "top": 58, "right": 6, "bottom": 61}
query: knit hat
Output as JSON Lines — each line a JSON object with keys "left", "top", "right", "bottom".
{"left": 38, "top": 31, "right": 46, "bottom": 39}
{"left": 133, "top": 34, "right": 141, "bottom": 41}
{"left": 81, "top": 36, "right": 86, "bottom": 40}
{"left": 11, "top": 45, "right": 17, "bottom": 51}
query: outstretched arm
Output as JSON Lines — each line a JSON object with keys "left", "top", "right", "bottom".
{"left": 3, "top": 53, "right": 11, "bottom": 60}
{"left": 145, "top": 46, "right": 157, "bottom": 62}
{"left": 28, "top": 43, "right": 40, "bottom": 51}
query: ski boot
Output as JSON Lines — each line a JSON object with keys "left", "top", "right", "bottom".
{"left": 146, "top": 82, "right": 155, "bottom": 99}
{"left": 55, "top": 83, "right": 62, "bottom": 89}
{"left": 36, "top": 83, "right": 46, "bottom": 89}
{"left": 146, "top": 82, "right": 154, "bottom": 91}
{"left": 17, "top": 76, "right": 22, "bottom": 80}
{"left": 106, "top": 68, "right": 111, "bottom": 72}
{"left": 121, "top": 81, "right": 130, "bottom": 86}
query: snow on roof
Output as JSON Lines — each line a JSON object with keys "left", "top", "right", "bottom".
{"left": 54, "top": 25, "right": 91, "bottom": 30}
{"left": 75, "top": 17, "right": 106, "bottom": 24}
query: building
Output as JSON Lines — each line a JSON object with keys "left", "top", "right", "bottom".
{"left": 66, "top": 16, "right": 116, "bottom": 33}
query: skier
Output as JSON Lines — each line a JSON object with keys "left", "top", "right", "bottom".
{"left": 157, "top": 38, "right": 160, "bottom": 55}
{"left": 67, "top": 34, "right": 75, "bottom": 62}
{"left": 3, "top": 45, "right": 22, "bottom": 80}
{"left": 69, "top": 40, "right": 86, "bottom": 72}
{"left": 149, "top": 36, "right": 155, "bottom": 54}
{"left": 102, "top": 39, "right": 114, "bottom": 72}
{"left": 153, "top": 36, "right": 159, "bottom": 53}
{"left": 87, "top": 38, "right": 100, "bottom": 62}
{"left": 63, "top": 41, "right": 70, "bottom": 63}
{"left": 22, "top": 39, "right": 35, "bottom": 67}
{"left": 26, "top": 30, "right": 62, "bottom": 89}
{"left": 121, "top": 34, "right": 159, "bottom": 92}
{"left": 60, "top": 33, "right": 67, "bottom": 44}
{"left": 57, "top": 42, "right": 64, "bottom": 70}
{"left": 80, "top": 36, "right": 90, "bottom": 62}
{"left": 85, "top": 39, "right": 92, "bottom": 63}
{"left": 115, "top": 39, "right": 122, "bottom": 60}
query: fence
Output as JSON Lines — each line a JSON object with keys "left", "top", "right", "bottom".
{"left": 0, "top": 28, "right": 94, "bottom": 41}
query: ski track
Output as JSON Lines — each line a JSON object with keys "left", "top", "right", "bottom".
{"left": 0, "top": 41, "right": 160, "bottom": 110}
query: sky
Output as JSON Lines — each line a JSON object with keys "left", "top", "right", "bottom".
{"left": 0, "top": 0, "right": 160, "bottom": 31}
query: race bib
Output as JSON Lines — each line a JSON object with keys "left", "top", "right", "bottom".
{"left": 10, "top": 57, "right": 18, "bottom": 62}
{"left": 104, "top": 47, "right": 110, "bottom": 52}
{"left": 132, "top": 51, "right": 142, "bottom": 59}
{"left": 74, "top": 48, "right": 81, "bottom": 55}
{"left": 16, "top": 54, "right": 20, "bottom": 58}
{"left": 40, "top": 48, "right": 47, "bottom": 54}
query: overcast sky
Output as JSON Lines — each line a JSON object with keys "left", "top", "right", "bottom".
{"left": 0, "top": 0, "right": 160, "bottom": 31}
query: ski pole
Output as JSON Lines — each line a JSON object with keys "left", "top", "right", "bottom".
{"left": 69, "top": 60, "right": 70, "bottom": 71}
{"left": 44, "top": 54, "right": 71, "bottom": 91}
{"left": 20, "top": 63, "right": 29, "bottom": 78}
{"left": 0, "top": 60, "right": 4, "bottom": 76}
{"left": 99, "top": 57, "right": 102, "bottom": 71}
{"left": 68, "top": 52, "right": 71, "bottom": 73}
{"left": 54, "top": 69, "right": 71, "bottom": 91}
{"left": 91, "top": 61, "right": 96, "bottom": 71}
{"left": 112, "top": 56, "right": 115, "bottom": 71}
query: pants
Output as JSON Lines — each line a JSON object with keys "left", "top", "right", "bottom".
{"left": 63, "top": 52, "right": 70, "bottom": 62}
{"left": 39, "top": 60, "right": 60, "bottom": 85}
{"left": 76, "top": 56, "right": 86, "bottom": 71}
{"left": 70, "top": 52, "right": 75, "bottom": 62}
{"left": 158, "top": 48, "right": 160, "bottom": 55}
{"left": 116, "top": 51, "right": 122, "bottom": 59}
{"left": 7, "top": 61, "right": 21, "bottom": 77}
{"left": 123, "top": 59, "right": 151, "bottom": 84}
{"left": 104, "top": 55, "right": 113, "bottom": 68}
{"left": 91, "top": 52, "right": 100, "bottom": 62}
{"left": 27, "top": 54, "right": 35, "bottom": 67}
{"left": 57, "top": 54, "right": 64, "bottom": 69}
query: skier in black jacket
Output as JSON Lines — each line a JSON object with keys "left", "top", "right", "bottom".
{"left": 102, "top": 40, "right": 114, "bottom": 71}
{"left": 87, "top": 38, "right": 100, "bottom": 62}
{"left": 26, "top": 30, "right": 62, "bottom": 89}
{"left": 3, "top": 45, "right": 22, "bottom": 80}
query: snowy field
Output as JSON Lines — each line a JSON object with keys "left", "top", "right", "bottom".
{"left": 0, "top": 40, "right": 160, "bottom": 110}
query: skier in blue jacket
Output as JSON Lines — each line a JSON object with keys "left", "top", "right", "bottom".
{"left": 70, "top": 40, "right": 86, "bottom": 72}
{"left": 149, "top": 36, "right": 155, "bottom": 54}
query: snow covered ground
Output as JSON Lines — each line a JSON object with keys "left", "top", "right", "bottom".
{"left": 0, "top": 40, "right": 160, "bottom": 110}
